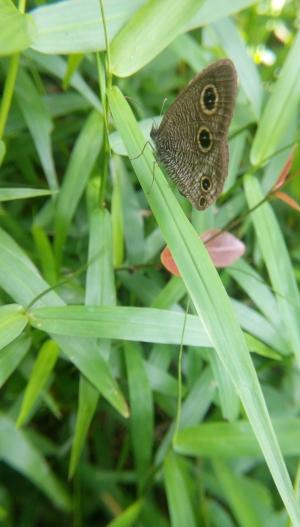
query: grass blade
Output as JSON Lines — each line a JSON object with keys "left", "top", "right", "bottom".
{"left": 107, "top": 85, "right": 300, "bottom": 525}
{"left": 110, "top": 0, "right": 202, "bottom": 77}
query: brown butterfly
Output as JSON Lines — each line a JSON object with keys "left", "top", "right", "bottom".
{"left": 150, "top": 59, "right": 237, "bottom": 210}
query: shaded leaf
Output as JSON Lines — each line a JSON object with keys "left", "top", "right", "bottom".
{"left": 0, "top": 414, "right": 71, "bottom": 510}
{"left": 164, "top": 452, "right": 197, "bottom": 527}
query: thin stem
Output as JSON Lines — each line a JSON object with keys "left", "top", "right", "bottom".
{"left": 96, "top": 53, "right": 110, "bottom": 208}
{"left": 0, "top": 56, "right": 20, "bottom": 138}
{"left": 0, "top": 0, "right": 27, "bottom": 137}
{"left": 99, "top": 0, "right": 112, "bottom": 90}
{"left": 97, "top": 0, "right": 112, "bottom": 207}
{"left": 18, "top": 0, "right": 26, "bottom": 13}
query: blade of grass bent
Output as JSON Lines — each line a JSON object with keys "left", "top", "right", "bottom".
{"left": 107, "top": 86, "right": 300, "bottom": 525}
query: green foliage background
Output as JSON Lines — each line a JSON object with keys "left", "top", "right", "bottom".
{"left": 0, "top": 0, "right": 300, "bottom": 526}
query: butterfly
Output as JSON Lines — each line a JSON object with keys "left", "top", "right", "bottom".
{"left": 150, "top": 59, "right": 237, "bottom": 210}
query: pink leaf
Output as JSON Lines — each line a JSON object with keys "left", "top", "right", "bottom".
{"left": 274, "top": 190, "right": 300, "bottom": 212}
{"left": 273, "top": 153, "right": 293, "bottom": 191}
{"left": 161, "top": 229, "right": 245, "bottom": 276}
{"left": 201, "top": 229, "right": 246, "bottom": 268}
{"left": 160, "top": 246, "right": 180, "bottom": 276}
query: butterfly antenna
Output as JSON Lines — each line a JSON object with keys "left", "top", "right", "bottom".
{"left": 160, "top": 97, "right": 168, "bottom": 118}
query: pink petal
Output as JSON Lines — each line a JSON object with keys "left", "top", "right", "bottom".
{"left": 160, "top": 229, "right": 246, "bottom": 276}
{"left": 201, "top": 229, "right": 246, "bottom": 268}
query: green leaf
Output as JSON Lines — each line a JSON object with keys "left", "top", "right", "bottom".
{"left": 244, "top": 175, "right": 300, "bottom": 364}
{"left": 244, "top": 333, "right": 282, "bottom": 360}
{"left": 208, "top": 348, "right": 239, "bottom": 421}
{"left": 16, "top": 340, "right": 59, "bottom": 428}
{"left": 232, "top": 299, "right": 286, "bottom": 353}
{"left": 0, "top": 139, "right": 6, "bottom": 164}
{"left": 118, "top": 159, "right": 145, "bottom": 264}
{"left": 86, "top": 208, "right": 116, "bottom": 307}
{"left": 63, "top": 53, "right": 84, "bottom": 89}
{"left": 164, "top": 452, "right": 197, "bottom": 527}
{"left": 0, "top": 304, "right": 27, "bottom": 351}
{"left": 30, "top": 0, "right": 145, "bottom": 54}
{"left": 155, "top": 367, "right": 215, "bottom": 465}
{"left": 125, "top": 342, "right": 153, "bottom": 489}
{"left": 227, "top": 258, "right": 282, "bottom": 328}
{"left": 212, "top": 17, "right": 262, "bottom": 119}
{"left": 106, "top": 500, "right": 142, "bottom": 527}
{"left": 185, "top": 0, "right": 259, "bottom": 31}
{"left": 107, "top": 85, "right": 300, "bottom": 525}
{"left": 250, "top": 30, "right": 300, "bottom": 165}
{"left": 0, "top": 335, "right": 31, "bottom": 388}
{"left": 110, "top": 0, "right": 202, "bottom": 77}
{"left": 29, "top": 296, "right": 286, "bottom": 355}
{"left": 68, "top": 376, "right": 99, "bottom": 479}
{"left": 0, "top": 187, "right": 54, "bottom": 202}
{"left": 0, "top": 228, "right": 128, "bottom": 417}
{"left": 213, "top": 460, "right": 271, "bottom": 527}
{"left": 0, "top": 0, "right": 34, "bottom": 55}
{"left": 175, "top": 419, "right": 300, "bottom": 458}
{"left": 29, "top": 305, "right": 212, "bottom": 346}
{"left": 111, "top": 161, "right": 124, "bottom": 267}
{"left": 15, "top": 69, "right": 58, "bottom": 190}
{"left": 0, "top": 414, "right": 71, "bottom": 510}
{"left": 54, "top": 111, "right": 103, "bottom": 264}
{"left": 69, "top": 208, "right": 118, "bottom": 477}
{"left": 26, "top": 50, "right": 101, "bottom": 112}
{"left": 32, "top": 225, "right": 57, "bottom": 285}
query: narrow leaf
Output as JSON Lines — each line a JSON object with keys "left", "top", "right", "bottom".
{"left": 251, "top": 30, "right": 300, "bottom": 165}
{"left": 110, "top": 0, "right": 202, "bottom": 77}
{"left": 0, "top": 414, "right": 71, "bottom": 510}
{"left": 16, "top": 340, "right": 59, "bottom": 427}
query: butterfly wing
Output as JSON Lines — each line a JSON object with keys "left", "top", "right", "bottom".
{"left": 150, "top": 59, "right": 237, "bottom": 210}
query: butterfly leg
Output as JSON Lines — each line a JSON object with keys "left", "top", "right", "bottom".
{"left": 146, "top": 159, "right": 158, "bottom": 195}
{"left": 129, "top": 140, "right": 155, "bottom": 161}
